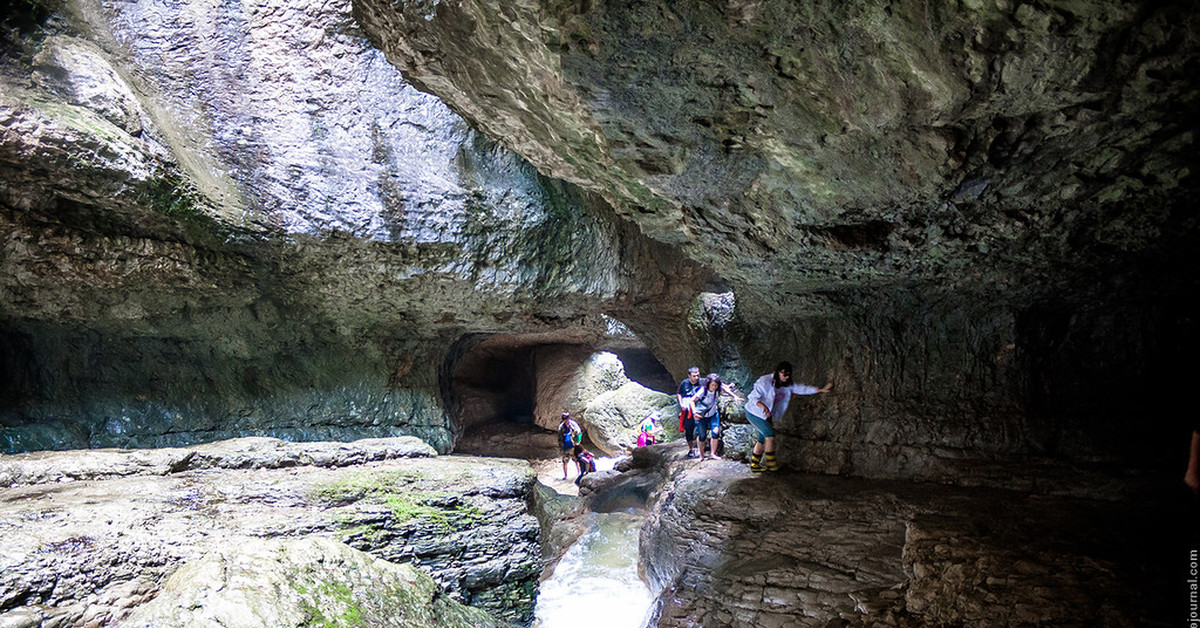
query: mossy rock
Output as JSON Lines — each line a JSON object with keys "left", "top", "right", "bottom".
{"left": 120, "top": 537, "right": 503, "bottom": 628}
{"left": 583, "top": 382, "right": 677, "bottom": 455}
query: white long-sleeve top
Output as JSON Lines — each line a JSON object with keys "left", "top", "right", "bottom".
{"left": 744, "top": 373, "right": 818, "bottom": 419}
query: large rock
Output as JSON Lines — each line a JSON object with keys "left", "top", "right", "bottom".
{"left": 349, "top": 0, "right": 1200, "bottom": 483}
{"left": 0, "top": 438, "right": 541, "bottom": 626}
{"left": 638, "top": 459, "right": 1180, "bottom": 627}
{"left": 584, "top": 381, "right": 676, "bottom": 455}
{"left": 121, "top": 537, "right": 502, "bottom": 628}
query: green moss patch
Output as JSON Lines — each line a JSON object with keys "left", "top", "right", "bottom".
{"left": 312, "top": 470, "right": 490, "bottom": 532}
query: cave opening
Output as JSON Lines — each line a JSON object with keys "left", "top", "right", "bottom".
{"left": 445, "top": 334, "right": 672, "bottom": 458}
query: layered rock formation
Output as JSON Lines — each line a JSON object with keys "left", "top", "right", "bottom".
{"left": 2, "top": 1, "right": 1199, "bottom": 625}
{"left": 121, "top": 537, "right": 504, "bottom": 628}
{"left": 638, "top": 446, "right": 1182, "bottom": 627}
{"left": 349, "top": 0, "right": 1200, "bottom": 478}
{"left": 0, "top": 437, "right": 542, "bottom": 626}
{"left": 0, "top": 0, "right": 703, "bottom": 453}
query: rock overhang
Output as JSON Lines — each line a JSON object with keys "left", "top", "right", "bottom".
{"left": 350, "top": 0, "right": 1200, "bottom": 314}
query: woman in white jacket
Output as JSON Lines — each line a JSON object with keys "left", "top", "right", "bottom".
{"left": 743, "top": 361, "right": 831, "bottom": 472}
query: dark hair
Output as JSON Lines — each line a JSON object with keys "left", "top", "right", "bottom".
{"left": 703, "top": 373, "right": 722, "bottom": 390}
{"left": 573, "top": 444, "right": 584, "bottom": 455}
{"left": 773, "top": 361, "right": 793, "bottom": 387}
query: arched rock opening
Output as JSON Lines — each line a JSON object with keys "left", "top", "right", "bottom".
{"left": 443, "top": 334, "right": 672, "bottom": 457}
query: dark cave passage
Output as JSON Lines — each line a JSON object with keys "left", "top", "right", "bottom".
{"left": 444, "top": 334, "right": 672, "bottom": 456}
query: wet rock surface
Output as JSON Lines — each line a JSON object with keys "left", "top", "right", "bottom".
{"left": 0, "top": 438, "right": 542, "bottom": 626}
{"left": 638, "top": 444, "right": 1181, "bottom": 627}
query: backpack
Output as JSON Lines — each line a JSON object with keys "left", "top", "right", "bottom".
{"left": 578, "top": 450, "right": 597, "bottom": 472}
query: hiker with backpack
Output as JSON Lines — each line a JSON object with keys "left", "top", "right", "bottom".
{"left": 690, "top": 372, "right": 743, "bottom": 461}
{"left": 559, "top": 411, "right": 583, "bottom": 481}
{"left": 744, "top": 361, "right": 832, "bottom": 472}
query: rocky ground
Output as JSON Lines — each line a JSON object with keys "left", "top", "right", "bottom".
{"left": 0, "top": 437, "right": 543, "bottom": 627}
{"left": 2, "top": 430, "right": 1189, "bottom": 628}
{"left": 636, "top": 441, "right": 1191, "bottom": 628}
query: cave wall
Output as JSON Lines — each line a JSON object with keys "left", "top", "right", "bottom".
{"left": 1, "top": 0, "right": 1196, "bottom": 486}
{"left": 349, "top": 0, "right": 1200, "bottom": 480}
{"left": 688, "top": 287, "right": 1196, "bottom": 482}
{"left": 0, "top": 0, "right": 706, "bottom": 453}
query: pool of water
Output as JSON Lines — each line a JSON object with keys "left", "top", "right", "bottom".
{"left": 532, "top": 509, "right": 653, "bottom": 628}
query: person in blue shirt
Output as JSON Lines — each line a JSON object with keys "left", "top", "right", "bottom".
{"left": 676, "top": 367, "right": 702, "bottom": 458}
{"left": 558, "top": 412, "right": 582, "bottom": 481}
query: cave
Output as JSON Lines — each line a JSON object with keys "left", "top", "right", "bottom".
{"left": 2, "top": 0, "right": 1199, "bottom": 626}
{"left": 445, "top": 333, "right": 674, "bottom": 458}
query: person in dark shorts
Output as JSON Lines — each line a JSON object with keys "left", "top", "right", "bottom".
{"left": 559, "top": 412, "right": 582, "bottom": 481}
{"left": 1186, "top": 423, "right": 1199, "bottom": 495}
{"left": 677, "top": 367, "right": 702, "bottom": 458}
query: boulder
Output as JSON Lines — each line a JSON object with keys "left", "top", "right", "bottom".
{"left": 121, "top": 537, "right": 502, "bottom": 628}
{"left": 584, "top": 382, "right": 677, "bottom": 455}
{"left": 0, "top": 438, "right": 541, "bottom": 626}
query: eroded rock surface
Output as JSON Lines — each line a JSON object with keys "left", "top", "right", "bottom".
{"left": 638, "top": 447, "right": 1178, "bottom": 627}
{"left": 0, "top": 438, "right": 541, "bottom": 626}
{"left": 0, "top": 0, "right": 705, "bottom": 454}
{"left": 121, "top": 537, "right": 503, "bottom": 628}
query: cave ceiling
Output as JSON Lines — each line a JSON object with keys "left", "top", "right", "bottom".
{"left": 353, "top": 0, "right": 1200, "bottom": 321}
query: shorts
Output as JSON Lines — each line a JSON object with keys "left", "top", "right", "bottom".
{"left": 745, "top": 410, "right": 774, "bottom": 444}
{"left": 697, "top": 413, "right": 720, "bottom": 441}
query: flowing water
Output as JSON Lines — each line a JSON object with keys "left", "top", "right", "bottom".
{"left": 532, "top": 509, "right": 653, "bottom": 628}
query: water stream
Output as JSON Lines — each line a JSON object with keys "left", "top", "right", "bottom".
{"left": 532, "top": 509, "right": 653, "bottom": 628}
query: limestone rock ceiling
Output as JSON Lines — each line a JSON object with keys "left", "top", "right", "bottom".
{"left": 352, "top": 0, "right": 1200, "bottom": 316}
{"left": 0, "top": 0, "right": 706, "bottom": 346}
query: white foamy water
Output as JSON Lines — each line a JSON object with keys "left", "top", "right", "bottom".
{"left": 533, "top": 510, "right": 652, "bottom": 628}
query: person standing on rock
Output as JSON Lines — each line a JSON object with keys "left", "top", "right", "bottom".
{"left": 677, "top": 367, "right": 703, "bottom": 458}
{"left": 559, "top": 412, "right": 583, "bottom": 481}
{"left": 744, "top": 361, "right": 831, "bottom": 472}
{"left": 691, "top": 373, "right": 743, "bottom": 461}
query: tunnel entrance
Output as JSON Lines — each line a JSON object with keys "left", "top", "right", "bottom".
{"left": 445, "top": 334, "right": 672, "bottom": 458}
